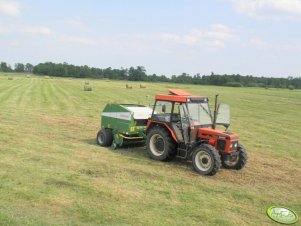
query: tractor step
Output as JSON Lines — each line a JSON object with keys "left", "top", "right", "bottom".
{"left": 177, "top": 148, "right": 188, "bottom": 159}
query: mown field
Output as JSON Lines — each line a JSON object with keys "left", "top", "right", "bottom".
{"left": 0, "top": 73, "right": 300, "bottom": 226}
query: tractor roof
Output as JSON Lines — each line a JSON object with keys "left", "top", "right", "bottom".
{"left": 155, "top": 89, "right": 208, "bottom": 103}
{"left": 168, "top": 89, "right": 192, "bottom": 96}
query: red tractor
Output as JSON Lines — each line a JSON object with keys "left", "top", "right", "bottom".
{"left": 146, "top": 89, "right": 247, "bottom": 175}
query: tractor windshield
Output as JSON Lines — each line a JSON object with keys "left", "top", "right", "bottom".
{"left": 187, "top": 102, "right": 212, "bottom": 126}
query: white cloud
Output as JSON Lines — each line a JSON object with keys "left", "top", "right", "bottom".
{"left": 156, "top": 33, "right": 181, "bottom": 42}
{"left": 8, "top": 41, "right": 19, "bottom": 46}
{"left": 59, "top": 35, "right": 96, "bottom": 45}
{"left": 154, "top": 24, "right": 239, "bottom": 50}
{"left": 0, "top": 0, "right": 19, "bottom": 16}
{"left": 20, "top": 26, "right": 55, "bottom": 35}
{"left": 62, "top": 17, "right": 90, "bottom": 31}
{"left": 0, "top": 24, "right": 11, "bottom": 33}
{"left": 246, "top": 37, "right": 301, "bottom": 53}
{"left": 14, "top": 24, "right": 95, "bottom": 46}
{"left": 231, "top": 0, "right": 301, "bottom": 19}
{"left": 249, "top": 38, "right": 268, "bottom": 49}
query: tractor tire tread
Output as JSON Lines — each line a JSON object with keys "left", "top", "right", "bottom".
{"left": 146, "top": 126, "right": 176, "bottom": 161}
{"left": 235, "top": 144, "right": 248, "bottom": 170}
{"left": 221, "top": 143, "right": 248, "bottom": 170}
{"left": 192, "top": 144, "right": 221, "bottom": 176}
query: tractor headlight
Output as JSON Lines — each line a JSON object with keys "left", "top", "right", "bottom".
{"left": 230, "top": 142, "right": 238, "bottom": 150}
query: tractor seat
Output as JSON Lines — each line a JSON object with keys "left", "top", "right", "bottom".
{"left": 171, "top": 123, "right": 184, "bottom": 142}
{"left": 171, "top": 113, "right": 180, "bottom": 122}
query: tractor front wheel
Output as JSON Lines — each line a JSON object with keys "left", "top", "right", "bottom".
{"left": 221, "top": 144, "right": 248, "bottom": 170}
{"left": 96, "top": 129, "right": 113, "bottom": 147}
{"left": 146, "top": 126, "right": 176, "bottom": 161}
{"left": 192, "top": 144, "right": 221, "bottom": 176}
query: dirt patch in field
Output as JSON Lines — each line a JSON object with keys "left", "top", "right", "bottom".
{"left": 216, "top": 152, "right": 301, "bottom": 193}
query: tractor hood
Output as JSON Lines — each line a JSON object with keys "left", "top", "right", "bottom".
{"left": 198, "top": 127, "right": 238, "bottom": 140}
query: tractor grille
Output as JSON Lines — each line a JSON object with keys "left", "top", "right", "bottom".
{"left": 217, "top": 139, "right": 226, "bottom": 151}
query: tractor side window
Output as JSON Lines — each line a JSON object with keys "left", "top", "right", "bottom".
{"left": 171, "top": 102, "right": 181, "bottom": 122}
{"left": 154, "top": 101, "right": 172, "bottom": 114}
{"left": 153, "top": 101, "right": 172, "bottom": 122}
{"left": 179, "top": 104, "right": 189, "bottom": 124}
{"left": 179, "top": 104, "right": 190, "bottom": 143}
{"left": 173, "top": 102, "right": 180, "bottom": 113}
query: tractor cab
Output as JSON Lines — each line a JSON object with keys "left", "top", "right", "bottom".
{"left": 146, "top": 89, "right": 247, "bottom": 175}
{"left": 147, "top": 89, "right": 231, "bottom": 145}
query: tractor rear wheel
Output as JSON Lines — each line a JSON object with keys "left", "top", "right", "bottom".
{"left": 96, "top": 129, "right": 113, "bottom": 147}
{"left": 221, "top": 144, "right": 248, "bottom": 170}
{"left": 146, "top": 126, "right": 176, "bottom": 161}
{"left": 192, "top": 144, "right": 221, "bottom": 176}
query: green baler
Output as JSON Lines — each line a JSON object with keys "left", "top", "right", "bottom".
{"left": 96, "top": 104, "right": 153, "bottom": 148}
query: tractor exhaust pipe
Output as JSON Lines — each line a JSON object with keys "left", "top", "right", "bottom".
{"left": 213, "top": 94, "right": 219, "bottom": 130}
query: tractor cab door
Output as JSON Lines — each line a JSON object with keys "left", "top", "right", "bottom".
{"left": 216, "top": 103, "right": 230, "bottom": 130}
{"left": 178, "top": 104, "right": 190, "bottom": 144}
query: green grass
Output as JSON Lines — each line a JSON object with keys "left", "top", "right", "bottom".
{"left": 0, "top": 73, "right": 301, "bottom": 226}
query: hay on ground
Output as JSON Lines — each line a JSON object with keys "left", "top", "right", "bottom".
{"left": 84, "top": 85, "right": 92, "bottom": 91}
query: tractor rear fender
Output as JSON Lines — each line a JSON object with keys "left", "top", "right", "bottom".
{"left": 146, "top": 121, "right": 178, "bottom": 143}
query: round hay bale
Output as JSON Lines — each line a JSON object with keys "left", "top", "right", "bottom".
{"left": 44, "top": 76, "right": 50, "bottom": 79}
{"left": 8, "top": 76, "right": 13, "bottom": 80}
{"left": 84, "top": 85, "right": 92, "bottom": 91}
{"left": 26, "top": 75, "right": 31, "bottom": 78}
{"left": 85, "top": 81, "right": 89, "bottom": 85}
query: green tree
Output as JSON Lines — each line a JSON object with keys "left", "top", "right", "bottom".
{"left": 14, "top": 63, "right": 25, "bottom": 72}
{"left": 30, "top": 61, "right": 301, "bottom": 89}
{"left": 0, "top": 62, "right": 12, "bottom": 72}
{"left": 25, "top": 63, "right": 34, "bottom": 72}
{"left": 128, "top": 66, "right": 147, "bottom": 81}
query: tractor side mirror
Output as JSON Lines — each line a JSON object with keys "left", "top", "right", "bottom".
{"left": 162, "top": 104, "right": 166, "bottom": 113}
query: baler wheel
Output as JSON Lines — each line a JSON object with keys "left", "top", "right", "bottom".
{"left": 221, "top": 144, "right": 248, "bottom": 170}
{"left": 146, "top": 126, "right": 176, "bottom": 161}
{"left": 192, "top": 144, "right": 221, "bottom": 176}
{"left": 96, "top": 129, "right": 113, "bottom": 147}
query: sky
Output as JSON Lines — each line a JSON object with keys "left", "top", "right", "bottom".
{"left": 1, "top": 0, "right": 301, "bottom": 77}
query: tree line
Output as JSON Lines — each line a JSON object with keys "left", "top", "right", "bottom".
{"left": 0, "top": 62, "right": 34, "bottom": 73}
{"left": 1, "top": 61, "right": 300, "bottom": 89}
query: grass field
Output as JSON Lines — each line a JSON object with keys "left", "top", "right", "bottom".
{"left": 0, "top": 73, "right": 301, "bottom": 226}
